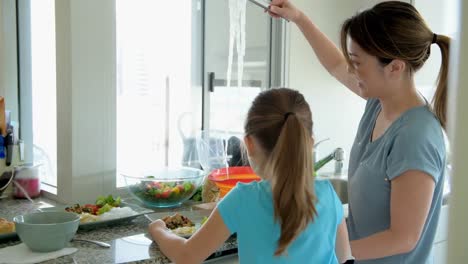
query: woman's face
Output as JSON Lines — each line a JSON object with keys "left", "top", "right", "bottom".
{"left": 346, "top": 38, "right": 387, "bottom": 98}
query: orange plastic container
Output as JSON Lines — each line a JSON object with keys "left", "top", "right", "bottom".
{"left": 207, "top": 166, "right": 261, "bottom": 198}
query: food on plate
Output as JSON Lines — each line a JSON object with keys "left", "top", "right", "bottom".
{"left": 130, "top": 180, "right": 196, "bottom": 203}
{"left": 98, "top": 207, "right": 138, "bottom": 221}
{"left": 160, "top": 213, "right": 210, "bottom": 237}
{"left": 172, "top": 226, "right": 197, "bottom": 236}
{"left": 65, "top": 195, "right": 122, "bottom": 216}
{"left": 162, "top": 213, "right": 194, "bottom": 229}
{"left": 79, "top": 213, "right": 99, "bottom": 223}
{"left": 0, "top": 218, "right": 15, "bottom": 234}
{"left": 95, "top": 195, "right": 121, "bottom": 208}
{"left": 162, "top": 213, "right": 198, "bottom": 237}
{"left": 64, "top": 195, "right": 137, "bottom": 223}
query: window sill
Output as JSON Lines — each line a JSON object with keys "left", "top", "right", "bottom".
{"left": 40, "top": 184, "right": 131, "bottom": 203}
{"left": 41, "top": 182, "right": 58, "bottom": 201}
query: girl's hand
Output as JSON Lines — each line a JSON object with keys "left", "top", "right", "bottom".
{"left": 149, "top": 219, "right": 167, "bottom": 231}
{"left": 268, "top": 0, "right": 302, "bottom": 23}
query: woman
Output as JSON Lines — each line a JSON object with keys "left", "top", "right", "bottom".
{"left": 268, "top": 1, "right": 448, "bottom": 263}
{"left": 149, "top": 88, "right": 353, "bottom": 263}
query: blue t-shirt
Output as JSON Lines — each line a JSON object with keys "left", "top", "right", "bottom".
{"left": 218, "top": 179, "right": 343, "bottom": 263}
{"left": 347, "top": 98, "right": 446, "bottom": 264}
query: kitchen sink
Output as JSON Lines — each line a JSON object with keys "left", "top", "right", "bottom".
{"left": 328, "top": 178, "right": 348, "bottom": 204}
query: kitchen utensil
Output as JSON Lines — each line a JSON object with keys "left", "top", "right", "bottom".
{"left": 208, "top": 166, "right": 261, "bottom": 198}
{"left": 72, "top": 238, "right": 111, "bottom": 248}
{"left": 247, "top": 0, "right": 289, "bottom": 22}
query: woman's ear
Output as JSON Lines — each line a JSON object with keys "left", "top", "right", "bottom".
{"left": 244, "top": 135, "right": 255, "bottom": 156}
{"left": 385, "top": 59, "right": 406, "bottom": 79}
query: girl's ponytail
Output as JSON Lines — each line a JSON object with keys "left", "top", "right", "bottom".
{"left": 266, "top": 113, "right": 317, "bottom": 256}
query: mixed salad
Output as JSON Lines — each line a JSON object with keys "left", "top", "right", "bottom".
{"left": 129, "top": 179, "right": 197, "bottom": 203}
{"left": 65, "top": 195, "right": 122, "bottom": 216}
{"left": 64, "top": 195, "right": 137, "bottom": 223}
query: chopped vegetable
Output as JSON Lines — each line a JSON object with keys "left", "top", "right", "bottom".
{"left": 190, "top": 186, "right": 202, "bottom": 202}
{"left": 97, "top": 204, "right": 113, "bottom": 215}
{"left": 65, "top": 194, "right": 122, "bottom": 216}
{"left": 96, "top": 195, "right": 121, "bottom": 207}
{"left": 129, "top": 180, "right": 197, "bottom": 204}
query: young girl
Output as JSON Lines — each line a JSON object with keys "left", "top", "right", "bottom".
{"left": 149, "top": 88, "right": 353, "bottom": 263}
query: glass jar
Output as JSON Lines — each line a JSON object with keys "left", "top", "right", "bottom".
{"left": 13, "top": 164, "right": 42, "bottom": 199}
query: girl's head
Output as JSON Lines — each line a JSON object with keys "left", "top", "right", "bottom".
{"left": 340, "top": 1, "right": 450, "bottom": 128}
{"left": 244, "top": 88, "right": 316, "bottom": 256}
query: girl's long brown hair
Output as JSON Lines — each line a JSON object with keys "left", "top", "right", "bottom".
{"left": 244, "top": 88, "right": 316, "bottom": 256}
{"left": 340, "top": 1, "right": 450, "bottom": 128}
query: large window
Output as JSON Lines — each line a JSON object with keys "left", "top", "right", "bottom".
{"left": 115, "top": 1, "right": 201, "bottom": 187}
{"left": 30, "top": 0, "right": 57, "bottom": 187}
{"left": 17, "top": 0, "right": 284, "bottom": 201}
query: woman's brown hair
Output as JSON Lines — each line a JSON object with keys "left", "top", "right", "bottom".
{"left": 244, "top": 88, "right": 316, "bottom": 256}
{"left": 340, "top": 1, "right": 450, "bottom": 128}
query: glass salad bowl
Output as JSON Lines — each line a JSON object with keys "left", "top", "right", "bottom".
{"left": 122, "top": 167, "right": 205, "bottom": 208}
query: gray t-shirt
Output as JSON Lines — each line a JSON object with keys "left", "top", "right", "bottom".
{"left": 347, "top": 98, "right": 446, "bottom": 264}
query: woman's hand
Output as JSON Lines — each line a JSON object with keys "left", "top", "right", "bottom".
{"left": 268, "top": 0, "right": 302, "bottom": 23}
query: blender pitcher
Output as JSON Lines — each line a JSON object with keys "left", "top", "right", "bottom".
{"left": 195, "top": 130, "right": 230, "bottom": 175}
{"left": 13, "top": 164, "right": 42, "bottom": 199}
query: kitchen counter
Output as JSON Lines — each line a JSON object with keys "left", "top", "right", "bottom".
{"left": 0, "top": 182, "right": 450, "bottom": 263}
{"left": 0, "top": 196, "right": 238, "bottom": 263}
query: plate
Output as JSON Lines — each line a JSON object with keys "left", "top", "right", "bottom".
{"left": 145, "top": 209, "right": 212, "bottom": 238}
{"left": 0, "top": 231, "right": 18, "bottom": 243}
{"left": 0, "top": 217, "right": 18, "bottom": 243}
{"left": 38, "top": 201, "right": 153, "bottom": 230}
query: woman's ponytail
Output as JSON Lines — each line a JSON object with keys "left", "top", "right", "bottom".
{"left": 432, "top": 34, "right": 450, "bottom": 129}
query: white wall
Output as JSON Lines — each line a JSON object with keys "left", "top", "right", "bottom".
{"left": 0, "top": 0, "right": 19, "bottom": 124}
{"left": 288, "top": 0, "right": 403, "bottom": 172}
{"left": 55, "top": 0, "right": 117, "bottom": 203}
{"left": 447, "top": 0, "right": 468, "bottom": 262}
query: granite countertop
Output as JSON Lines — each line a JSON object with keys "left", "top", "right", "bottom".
{"left": 0, "top": 196, "right": 238, "bottom": 263}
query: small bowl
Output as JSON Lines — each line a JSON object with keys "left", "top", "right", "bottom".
{"left": 122, "top": 167, "right": 205, "bottom": 208}
{"left": 208, "top": 166, "right": 261, "bottom": 198}
{"left": 14, "top": 212, "right": 80, "bottom": 252}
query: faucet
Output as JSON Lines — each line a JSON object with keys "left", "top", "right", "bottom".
{"left": 312, "top": 138, "right": 345, "bottom": 175}
{"left": 314, "top": 147, "right": 345, "bottom": 174}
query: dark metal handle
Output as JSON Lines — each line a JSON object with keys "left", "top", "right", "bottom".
{"left": 208, "top": 72, "right": 215, "bottom": 92}
{"left": 207, "top": 72, "right": 262, "bottom": 92}
{"left": 213, "top": 79, "right": 262, "bottom": 87}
